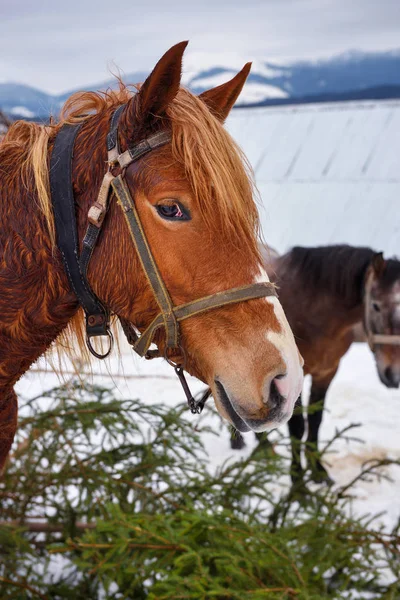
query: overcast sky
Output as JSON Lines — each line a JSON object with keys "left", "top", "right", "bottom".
{"left": 1, "top": 0, "right": 399, "bottom": 95}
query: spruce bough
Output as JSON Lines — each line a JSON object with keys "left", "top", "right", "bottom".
{"left": 0, "top": 381, "right": 399, "bottom": 599}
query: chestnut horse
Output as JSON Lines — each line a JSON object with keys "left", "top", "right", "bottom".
{"left": 233, "top": 245, "right": 400, "bottom": 485}
{"left": 0, "top": 42, "right": 303, "bottom": 471}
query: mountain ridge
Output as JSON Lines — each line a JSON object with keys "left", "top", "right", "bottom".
{"left": 1, "top": 48, "right": 400, "bottom": 118}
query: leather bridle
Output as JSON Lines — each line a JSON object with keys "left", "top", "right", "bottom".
{"left": 50, "top": 104, "right": 277, "bottom": 412}
{"left": 364, "top": 269, "right": 400, "bottom": 350}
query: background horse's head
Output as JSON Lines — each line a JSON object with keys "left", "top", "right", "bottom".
{"left": 58, "top": 42, "right": 303, "bottom": 431}
{"left": 365, "top": 253, "right": 400, "bottom": 388}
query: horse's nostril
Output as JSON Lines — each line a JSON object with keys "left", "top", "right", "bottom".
{"left": 268, "top": 378, "right": 286, "bottom": 410}
{"left": 274, "top": 373, "right": 287, "bottom": 380}
{"left": 263, "top": 373, "right": 287, "bottom": 408}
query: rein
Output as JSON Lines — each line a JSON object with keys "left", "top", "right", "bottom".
{"left": 364, "top": 270, "right": 400, "bottom": 350}
{"left": 50, "top": 104, "right": 277, "bottom": 413}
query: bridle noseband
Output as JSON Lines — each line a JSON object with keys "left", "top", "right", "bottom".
{"left": 364, "top": 270, "right": 400, "bottom": 350}
{"left": 50, "top": 104, "right": 277, "bottom": 413}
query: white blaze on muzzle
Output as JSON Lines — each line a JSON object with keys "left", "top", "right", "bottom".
{"left": 255, "top": 267, "right": 304, "bottom": 413}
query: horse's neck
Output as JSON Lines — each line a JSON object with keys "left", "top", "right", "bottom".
{"left": 0, "top": 179, "right": 78, "bottom": 390}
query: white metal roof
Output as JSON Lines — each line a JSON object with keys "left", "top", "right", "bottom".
{"left": 227, "top": 100, "right": 400, "bottom": 256}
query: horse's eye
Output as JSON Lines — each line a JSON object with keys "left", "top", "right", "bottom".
{"left": 372, "top": 302, "right": 381, "bottom": 313}
{"left": 155, "top": 202, "right": 190, "bottom": 221}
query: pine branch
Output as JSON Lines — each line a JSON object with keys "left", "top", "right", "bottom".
{"left": 0, "top": 576, "right": 48, "bottom": 600}
{"left": 0, "top": 520, "right": 96, "bottom": 533}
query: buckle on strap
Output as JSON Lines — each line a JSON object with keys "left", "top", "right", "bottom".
{"left": 88, "top": 202, "right": 107, "bottom": 227}
{"left": 87, "top": 170, "right": 115, "bottom": 227}
{"left": 116, "top": 131, "right": 172, "bottom": 170}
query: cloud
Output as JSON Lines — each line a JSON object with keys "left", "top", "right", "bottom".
{"left": 1, "top": 0, "right": 399, "bottom": 93}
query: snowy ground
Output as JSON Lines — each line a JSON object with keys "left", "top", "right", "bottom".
{"left": 15, "top": 340, "right": 400, "bottom": 531}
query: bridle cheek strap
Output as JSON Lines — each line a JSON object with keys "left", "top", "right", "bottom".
{"left": 112, "top": 174, "right": 179, "bottom": 350}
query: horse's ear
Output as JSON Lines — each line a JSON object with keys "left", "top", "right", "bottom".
{"left": 199, "top": 63, "right": 252, "bottom": 122}
{"left": 128, "top": 41, "right": 188, "bottom": 126}
{"left": 372, "top": 252, "right": 386, "bottom": 277}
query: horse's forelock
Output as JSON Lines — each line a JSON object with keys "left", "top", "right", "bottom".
{"left": 166, "top": 88, "right": 261, "bottom": 260}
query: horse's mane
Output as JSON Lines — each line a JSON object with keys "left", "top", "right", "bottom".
{"left": 0, "top": 82, "right": 259, "bottom": 257}
{"left": 283, "top": 245, "right": 376, "bottom": 307}
{"left": 381, "top": 258, "right": 400, "bottom": 289}
{"left": 0, "top": 83, "right": 132, "bottom": 247}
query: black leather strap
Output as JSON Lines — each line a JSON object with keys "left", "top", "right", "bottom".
{"left": 50, "top": 123, "right": 109, "bottom": 338}
{"left": 107, "top": 104, "right": 125, "bottom": 152}
{"left": 80, "top": 222, "right": 101, "bottom": 279}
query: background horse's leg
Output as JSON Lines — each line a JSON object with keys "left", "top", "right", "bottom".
{"left": 229, "top": 430, "right": 271, "bottom": 451}
{"left": 288, "top": 394, "right": 305, "bottom": 485}
{"left": 305, "top": 373, "right": 337, "bottom": 484}
{"left": 0, "top": 387, "right": 18, "bottom": 473}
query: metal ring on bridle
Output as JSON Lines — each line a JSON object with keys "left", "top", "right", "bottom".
{"left": 164, "top": 344, "right": 186, "bottom": 369}
{"left": 86, "top": 329, "right": 114, "bottom": 359}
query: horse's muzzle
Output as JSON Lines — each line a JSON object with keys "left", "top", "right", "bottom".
{"left": 214, "top": 378, "right": 294, "bottom": 432}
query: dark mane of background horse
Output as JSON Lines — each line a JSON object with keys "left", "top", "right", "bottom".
{"left": 281, "top": 245, "right": 375, "bottom": 307}
{"left": 378, "top": 259, "right": 400, "bottom": 288}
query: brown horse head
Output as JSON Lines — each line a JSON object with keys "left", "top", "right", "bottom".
{"left": 365, "top": 253, "right": 400, "bottom": 388}
{"left": 70, "top": 42, "right": 304, "bottom": 431}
